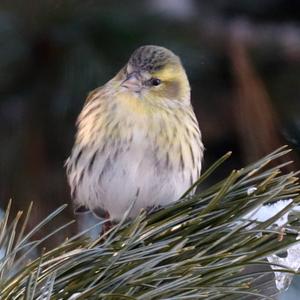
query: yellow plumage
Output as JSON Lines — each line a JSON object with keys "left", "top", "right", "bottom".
{"left": 66, "top": 45, "right": 204, "bottom": 221}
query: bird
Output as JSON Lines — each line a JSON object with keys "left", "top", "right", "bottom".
{"left": 66, "top": 45, "right": 204, "bottom": 227}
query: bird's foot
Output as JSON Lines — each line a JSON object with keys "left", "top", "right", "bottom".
{"left": 146, "top": 205, "right": 163, "bottom": 215}
{"left": 100, "top": 211, "right": 114, "bottom": 238}
{"left": 102, "top": 219, "right": 113, "bottom": 235}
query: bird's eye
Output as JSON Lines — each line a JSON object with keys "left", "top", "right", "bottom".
{"left": 150, "top": 78, "right": 161, "bottom": 86}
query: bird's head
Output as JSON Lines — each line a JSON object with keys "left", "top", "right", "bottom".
{"left": 112, "top": 45, "right": 191, "bottom": 106}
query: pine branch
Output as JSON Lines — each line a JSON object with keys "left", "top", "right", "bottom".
{"left": 0, "top": 147, "right": 300, "bottom": 299}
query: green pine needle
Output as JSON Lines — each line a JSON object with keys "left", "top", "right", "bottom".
{"left": 0, "top": 147, "right": 300, "bottom": 299}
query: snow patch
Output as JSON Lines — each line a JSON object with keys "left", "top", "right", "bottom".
{"left": 267, "top": 239, "right": 300, "bottom": 291}
{"left": 243, "top": 199, "right": 300, "bottom": 292}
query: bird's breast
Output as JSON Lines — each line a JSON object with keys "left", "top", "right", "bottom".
{"left": 69, "top": 96, "right": 203, "bottom": 220}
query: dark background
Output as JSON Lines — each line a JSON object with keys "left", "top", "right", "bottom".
{"left": 0, "top": 0, "right": 300, "bottom": 276}
{"left": 0, "top": 0, "right": 299, "bottom": 298}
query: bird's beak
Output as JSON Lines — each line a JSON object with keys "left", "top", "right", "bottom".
{"left": 121, "top": 72, "right": 142, "bottom": 93}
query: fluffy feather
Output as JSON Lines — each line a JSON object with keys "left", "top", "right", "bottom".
{"left": 66, "top": 45, "right": 204, "bottom": 221}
